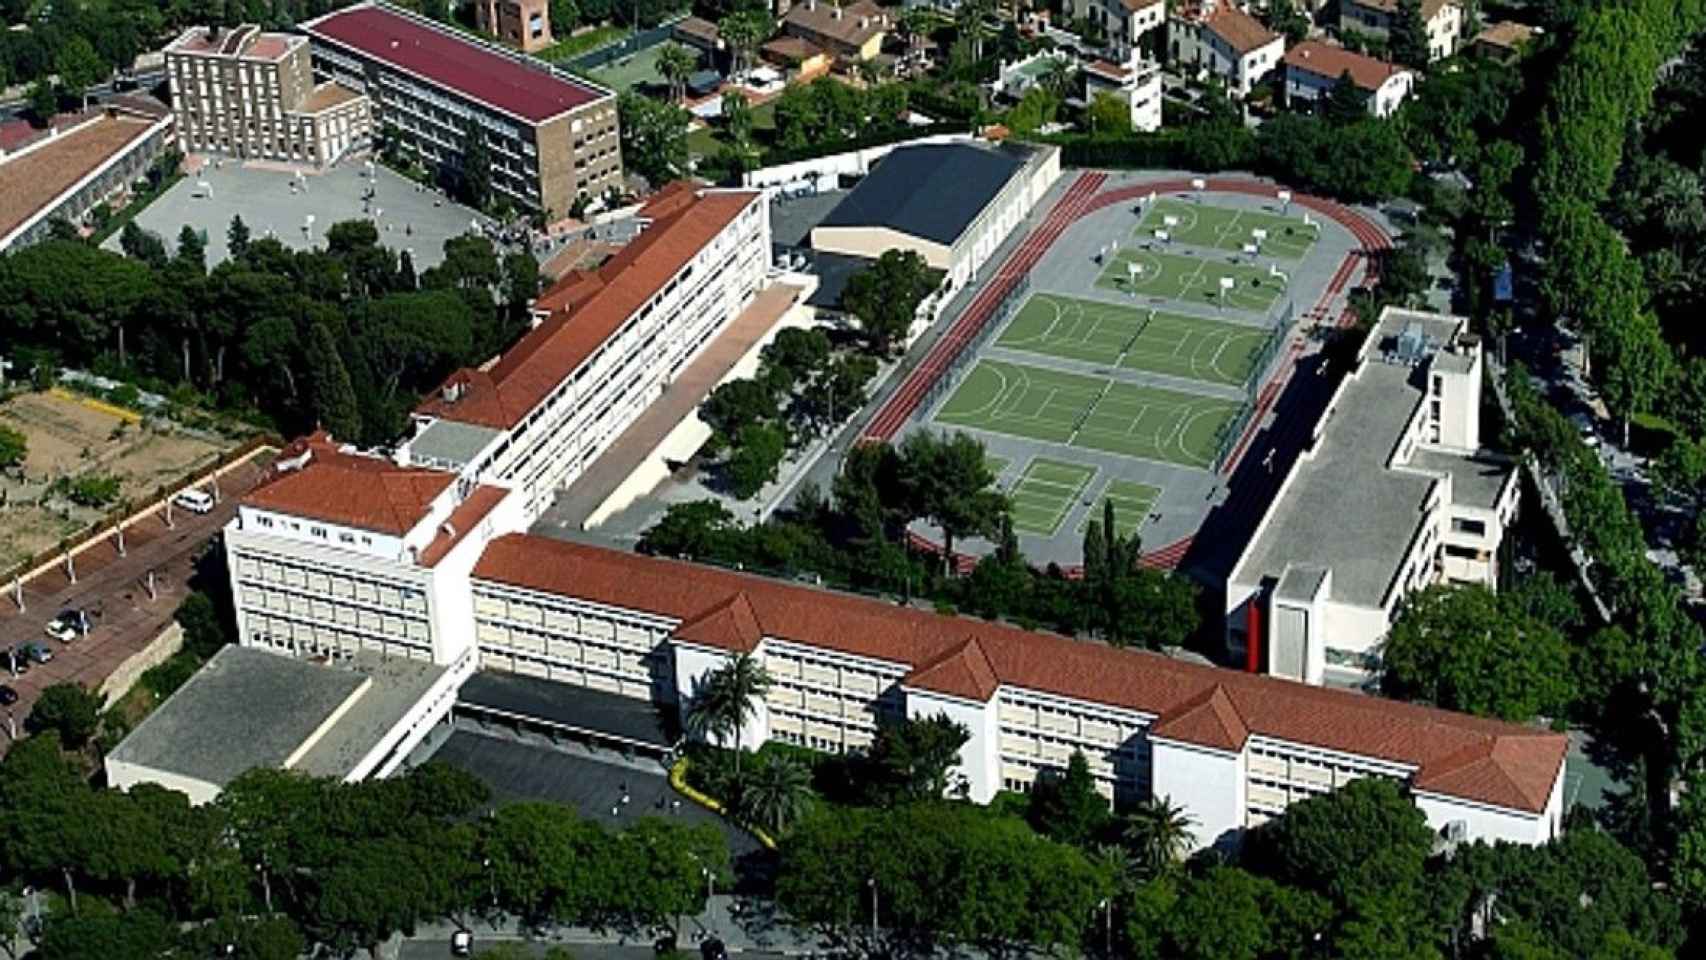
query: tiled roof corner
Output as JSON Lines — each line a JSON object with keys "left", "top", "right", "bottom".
{"left": 905, "top": 637, "right": 999, "bottom": 702}
{"left": 673, "top": 592, "right": 763, "bottom": 652}
{"left": 242, "top": 432, "right": 452, "bottom": 536}
{"left": 1413, "top": 734, "right": 1566, "bottom": 813}
{"left": 1150, "top": 684, "right": 1249, "bottom": 752}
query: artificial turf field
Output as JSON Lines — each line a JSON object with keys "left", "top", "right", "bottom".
{"left": 996, "top": 293, "right": 1271, "bottom": 387}
{"left": 1096, "top": 248, "right": 1287, "bottom": 313}
{"left": 1136, "top": 197, "right": 1320, "bottom": 260}
{"left": 1007, "top": 458, "right": 1098, "bottom": 536}
{"left": 934, "top": 359, "right": 1245, "bottom": 470}
{"left": 1078, "top": 479, "right": 1163, "bottom": 539}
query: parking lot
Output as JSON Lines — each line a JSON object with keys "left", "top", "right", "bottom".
{"left": 109, "top": 159, "right": 494, "bottom": 269}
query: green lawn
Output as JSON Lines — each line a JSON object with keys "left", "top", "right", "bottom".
{"left": 998, "top": 293, "right": 1272, "bottom": 387}
{"left": 1008, "top": 458, "right": 1097, "bottom": 536}
{"left": 688, "top": 99, "right": 778, "bottom": 158}
{"left": 1097, "top": 249, "right": 1286, "bottom": 314}
{"left": 1136, "top": 197, "right": 1320, "bottom": 260}
{"left": 935, "top": 359, "right": 1246, "bottom": 470}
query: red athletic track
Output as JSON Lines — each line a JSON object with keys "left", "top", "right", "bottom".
{"left": 872, "top": 175, "right": 1394, "bottom": 575}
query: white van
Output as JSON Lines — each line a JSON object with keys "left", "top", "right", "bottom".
{"left": 173, "top": 488, "right": 215, "bottom": 514}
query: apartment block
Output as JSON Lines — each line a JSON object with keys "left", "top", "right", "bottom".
{"left": 1227, "top": 308, "right": 1520, "bottom": 686}
{"left": 1169, "top": 0, "right": 1288, "bottom": 98}
{"left": 164, "top": 24, "right": 371, "bottom": 167}
{"left": 1061, "top": 0, "right": 1165, "bottom": 61}
{"left": 402, "top": 183, "right": 769, "bottom": 520}
{"left": 467, "top": 535, "right": 1567, "bottom": 851}
{"left": 477, "top": 0, "right": 554, "bottom": 53}
{"left": 301, "top": 2, "right": 619, "bottom": 217}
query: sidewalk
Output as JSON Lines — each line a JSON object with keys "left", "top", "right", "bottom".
{"left": 408, "top": 895, "right": 829, "bottom": 956}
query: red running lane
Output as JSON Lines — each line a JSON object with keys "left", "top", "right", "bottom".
{"left": 883, "top": 175, "right": 1394, "bottom": 573}
{"left": 862, "top": 171, "right": 1108, "bottom": 442}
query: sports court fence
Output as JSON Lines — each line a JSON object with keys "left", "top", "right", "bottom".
{"left": 1243, "top": 297, "right": 1297, "bottom": 399}
{"left": 917, "top": 272, "right": 1033, "bottom": 418}
{"left": 1210, "top": 400, "right": 1256, "bottom": 474}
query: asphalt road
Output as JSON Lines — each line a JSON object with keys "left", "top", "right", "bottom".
{"left": 400, "top": 941, "right": 791, "bottom": 959}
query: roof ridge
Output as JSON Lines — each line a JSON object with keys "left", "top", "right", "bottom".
{"left": 905, "top": 635, "right": 1000, "bottom": 701}
{"left": 1151, "top": 682, "right": 1249, "bottom": 751}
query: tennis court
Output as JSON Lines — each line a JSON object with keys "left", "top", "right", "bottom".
{"left": 997, "top": 293, "right": 1271, "bottom": 386}
{"left": 1136, "top": 197, "right": 1320, "bottom": 260}
{"left": 934, "top": 359, "right": 1245, "bottom": 469}
{"left": 1008, "top": 458, "right": 1097, "bottom": 536}
{"left": 1079, "top": 479, "right": 1162, "bottom": 539}
{"left": 1096, "top": 249, "right": 1285, "bottom": 313}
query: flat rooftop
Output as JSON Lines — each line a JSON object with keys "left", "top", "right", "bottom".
{"left": 106, "top": 645, "right": 369, "bottom": 788}
{"left": 1237, "top": 310, "right": 1462, "bottom": 608}
{"left": 294, "top": 653, "right": 447, "bottom": 777}
{"left": 459, "top": 671, "right": 675, "bottom": 749}
{"left": 0, "top": 113, "right": 163, "bottom": 247}
{"left": 303, "top": 3, "right": 608, "bottom": 123}
{"left": 1410, "top": 448, "right": 1513, "bottom": 511}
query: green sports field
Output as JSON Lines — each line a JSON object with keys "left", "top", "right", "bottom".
{"left": 1007, "top": 458, "right": 1097, "bottom": 536}
{"left": 1136, "top": 197, "right": 1320, "bottom": 260}
{"left": 1097, "top": 249, "right": 1286, "bottom": 313}
{"left": 997, "top": 293, "right": 1271, "bottom": 387}
{"left": 934, "top": 359, "right": 1245, "bottom": 469}
{"left": 1079, "top": 479, "right": 1162, "bottom": 539}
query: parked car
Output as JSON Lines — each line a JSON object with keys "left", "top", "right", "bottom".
{"left": 44, "top": 608, "right": 91, "bottom": 643}
{"left": 18, "top": 642, "right": 52, "bottom": 664}
{"left": 0, "top": 685, "right": 17, "bottom": 705}
{"left": 173, "top": 488, "right": 215, "bottom": 514}
{"left": 449, "top": 930, "right": 472, "bottom": 957}
{"left": 5, "top": 648, "right": 28, "bottom": 676}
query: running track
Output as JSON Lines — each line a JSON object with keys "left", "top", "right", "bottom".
{"left": 873, "top": 174, "right": 1394, "bottom": 573}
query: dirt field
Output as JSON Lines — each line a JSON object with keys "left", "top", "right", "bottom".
{"left": 0, "top": 390, "right": 235, "bottom": 569}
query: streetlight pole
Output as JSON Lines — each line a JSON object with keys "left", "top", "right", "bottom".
{"left": 867, "top": 877, "right": 878, "bottom": 945}
{"left": 1100, "top": 898, "right": 1112, "bottom": 958}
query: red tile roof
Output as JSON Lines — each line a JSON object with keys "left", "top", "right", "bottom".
{"left": 1199, "top": 3, "right": 1280, "bottom": 54}
{"left": 471, "top": 536, "right": 1569, "bottom": 813}
{"left": 303, "top": 3, "right": 606, "bottom": 123}
{"left": 415, "top": 185, "right": 759, "bottom": 430}
{"left": 242, "top": 432, "right": 452, "bottom": 536}
{"left": 1283, "top": 40, "right": 1405, "bottom": 91}
{"left": 418, "top": 484, "right": 511, "bottom": 567}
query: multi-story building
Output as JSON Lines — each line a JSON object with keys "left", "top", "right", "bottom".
{"left": 402, "top": 182, "right": 770, "bottom": 520}
{"left": 301, "top": 2, "right": 620, "bottom": 217}
{"left": 781, "top": 0, "right": 890, "bottom": 63}
{"left": 477, "top": 0, "right": 554, "bottom": 53}
{"left": 1282, "top": 40, "right": 1415, "bottom": 118}
{"left": 1341, "top": 0, "right": 1462, "bottom": 63}
{"left": 1083, "top": 54, "right": 1164, "bottom": 132}
{"left": 467, "top": 534, "right": 1566, "bottom": 850}
{"left": 1227, "top": 308, "right": 1520, "bottom": 687}
{"left": 1170, "top": 0, "right": 1288, "bottom": 98}
{"left": 1062, "top": 0, "right": 1166, "bottom": 60}
{"left": 164, "top": 24, "right": 371, "bottom": 167}
{"left": 0, "top": 100, "right": 175, "bottom": 252}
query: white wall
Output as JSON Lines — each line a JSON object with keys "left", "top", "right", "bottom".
{"left": 1151, "top": 736, "right": 1246, "bottom": 851}
{"left": 673, "top": 640, "right": 771, "bottom": 749}
{"left": 104, "top": 759, "right": 223, "bottom": 806}
{"left": 1413, "top": 787, "right": 1556, "bottom": 846}
{"left": 904, "top": 686, "right": 1002, "bottom": 803}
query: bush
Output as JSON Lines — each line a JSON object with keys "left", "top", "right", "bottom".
{"left": 26, "top": 682, "right": 103, "bottom": 748}
{"left": 140, "top": 650, "right": 201, "bottom": 700}
{"left": 62, "top": 474, "right": 121, "bottom": 508}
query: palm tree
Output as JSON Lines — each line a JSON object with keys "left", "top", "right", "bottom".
{"left": 686, "top": 652, "right": 773, "bottom": 775}
{"left": 1119, "top": 795, "right": 1197, "bottom": 877}
{"left": 735, "top": 753, "right": 815, "bottom": 834}
{"left": 1040, "top": 56, "right": 1078, "bottom": 101}
{"left": 656, "top": 43, "right": 698, "bottom": 104}
{"left": 955, "top": 0, "right": 996, "bottom": 62}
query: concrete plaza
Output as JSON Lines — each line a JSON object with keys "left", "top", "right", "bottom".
{"left": 108, "top": 158, "right": 494, "bottom": 270}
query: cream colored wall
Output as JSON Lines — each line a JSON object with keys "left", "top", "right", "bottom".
{"left": 810, "top": 225, "right": 952, "bottom": 270}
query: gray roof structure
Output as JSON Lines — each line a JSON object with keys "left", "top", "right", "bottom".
{"left": 817, "top": 142, "right": 1027, "bottom": 246}
{"left": 1409, "top": 449, "right": 1515, "bottom": 510}
{"left": 459, "top": 671, "right": 675, "bottom": 749}
{"left": 1238, "top": 310, "right": 1467, "bottom": 608}
{"left": 294, "top": 654, "right": 447, "bottom": 777}
{"left": 107, "top": 645, "right": 369, "bottom": 789}
{"left": 407, "top": 418, "right": 502, "bottom": 470}
{"left": 1276, "top": 565, "right": 1329, "bottom": 603}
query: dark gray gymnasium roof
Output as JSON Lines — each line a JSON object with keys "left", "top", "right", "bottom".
{"left": 816, "top": 142, "right": 1027, "bottom": 246}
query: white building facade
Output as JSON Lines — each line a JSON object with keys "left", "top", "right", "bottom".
{"left": 1341, "top": 0, "right": 1463, "bottom": 63}
{"left": 1226, "top": 308, "right": 1520, "bottom": 686}
{"left": 1062, "top": 0, "right": 1166, "bottom": 60}
{"left": 1169, "top": 0, "right": 1287, "bottom": 97}
{"left": 1084, "top": 55, "right": 1165, "bottom": 132}
{"left": 1282, "top": 40, "right": 1415, "bottom": 118}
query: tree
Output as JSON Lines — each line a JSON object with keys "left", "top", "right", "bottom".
{"left": 1263, "top": 0, "right": 1311, "bottom": 44}
{"left": 25, "top": 682, "right": 102, "bottom": 748}
{"left": 701, "top": 377, "right": 780, "bottom": 448}
{"left": 655, "top": 43, "right": 697, "bottom": 103}
{"left": 841, "top": 249, "right": 933, "bottom": 356}
{"left": 1380, "top": 583, "right": 1574, "bottom": 722}
{"left": 304, "top": 323, "right": 361, "bottom": 440}
{"left": 1599, "top": 310, "right": 1674, "bottom": 448}
{"left": 1243, "top": 777, "right": 1434, "bottom": 907}
{"left": 0, "top": 424, "right": 26, "bottom": 471}
{"left": 457, "top": 125, "right": 493, "bottom": 211}
{"left": 1324, "top": 69, "right": 1369, "bottom": 124}
{"left": 735, "top": 752, "right": 814, "bottom": 834}
{"left": 174, "top": 591, "right": 230, "bottom": 660}
{"left": 618, "top": 92, "right": 689, "bottom": 186}
{"left": 725, "top": 422, "right": 787, "bottom": 499}
{"left": 1388, "top": 0, "right": 1432, "bottom": 69}
{"left": 896, "top": 430, "right": 1007, "bottom": 570}
{"left": 226, "top": 215, "right": 251, "bottom": 259}
{"left": 54, "top": 36, "right": 106, "bottom": 111}
{"left": 1162, "top": 867, "right": 1332, "bottom": 960}
{"left": 27, "top": 78, "right": 56, "bottom": 124}
{"left": 686, "top": 653, "right": 772, "bottom": 775}
{"left": 120, "top": 221, "right": 169, "bottom": 269}
{"left": 638, "top": 500, "right": 743, "bottom": 560}
{"left": 722, "top": 89, "right": 755, "bottom": 147}
{"left": 38, "top": 909, "right": 174, "bottom": 960}
{"left": 1087, "top": 92, "right": 1131, "bottom": 135}
{"left": 862, "top": 713, "right": 971, "bottom": 805}
{"left": 1027, "top": 751, "right": 1107, "bottom": 846}
{"left": 1119, "top": 796, "right": 1197, "bottom": 877}
{"left": 176, "top": 225, "right": 207, "bottom": 275}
